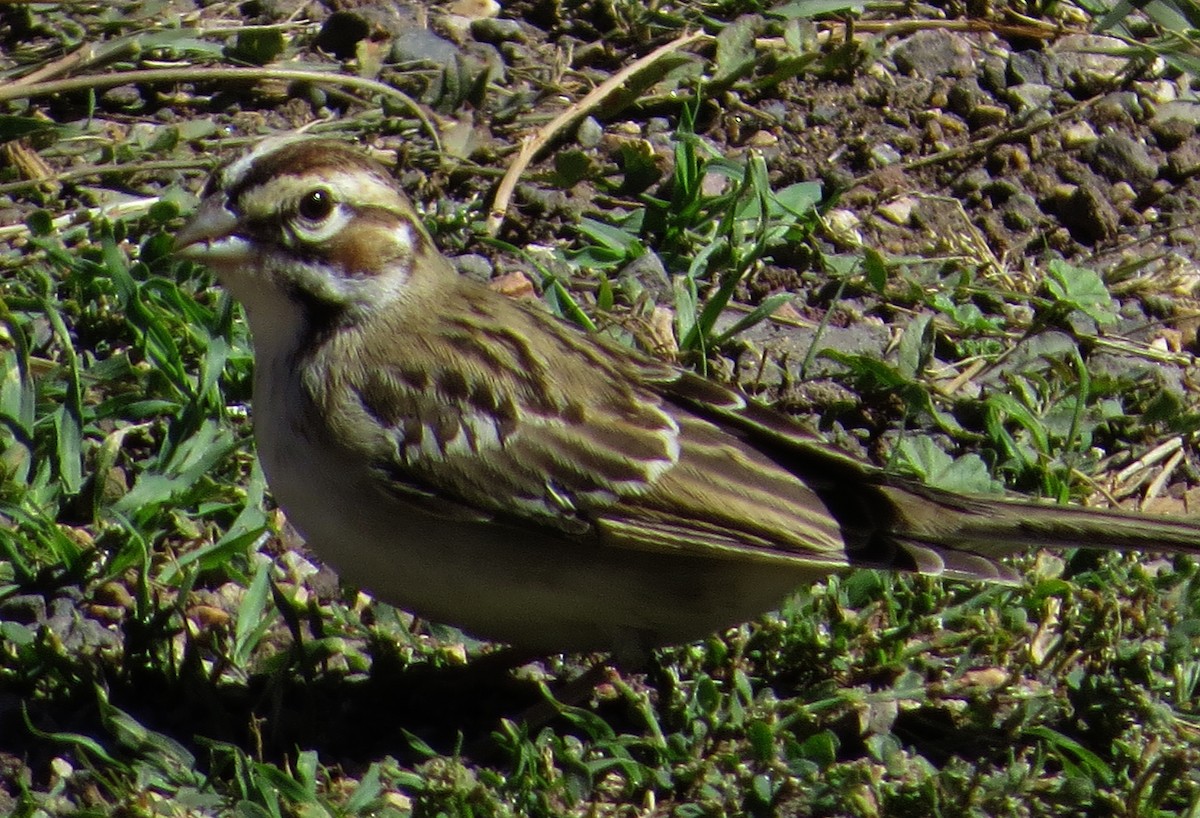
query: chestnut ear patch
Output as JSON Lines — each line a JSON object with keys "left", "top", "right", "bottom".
{"left": 320, "top": 209, "right": 414, "bottom": 277}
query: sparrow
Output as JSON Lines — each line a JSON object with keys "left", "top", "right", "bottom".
{"left": 174, "top": 134, "right": 1200, "bottom": 663}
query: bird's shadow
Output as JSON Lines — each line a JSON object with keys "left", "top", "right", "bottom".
{"left": 6, "top": 647, "right": 600, "bottom": 782}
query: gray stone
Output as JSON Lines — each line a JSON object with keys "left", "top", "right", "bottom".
{"left": 969, "top": 104, "right": 1009, "bottom": 128}
{"left": 1007, "top": 51, "right": 1046, "bottom": 85}
{"left": 1054, "top": 34, "right": 1130, "bottom": 96}
{"left": 1153, "top": 100, "right": 1200, "bottom": 127}
{"left": 453, "top": 254, "right": 494, "bottom": 283}
{"left": 870, "top": 143, "right": 902, "bottom": 166}
{"left": 892, "top": 30, "right": 975, "bottom": 79}
{"left": 808, "top": 105, "right": 839, "bottom": 126}
{"left": 980, "top": 56, "right": 1009, "bottom": 95}
{"left": 1087, "top": 133, "right": 1159, "bottom": 189}
{"left": 947, "top": 79, "right": 984, "bottom": 118}
{"left": 619, "top": 252, "right": 671, "bottom": 300}
{"left": 1165, "top": 142, "right": 1200, "bottom": 181}
{"left": 952, "top": 168, "right": 991, "bottom": 196}
{"left": 1005, "top": 82, "right": 1053, "bottom": 113}
{"left": 471, "top": 17, "right": 524, "bottom": 44}
{"left": 391, "top": 28, "right": 461, "bottom": 69}
{"left": 1149, "top": 115, "right": 1195, "bottom": 149}
{"left": 576, "top": 116, "right": 603, "bottom": 148}
{"left": 1002, "top": 193, "right": 1043, "bottom": 231}
{"left": 982, "top": 178, "right": 1021, "bottom": 203}
{"left": 102, "top": 84, "right": 143, "bottom": 109}
{"left": 1061, "top": 122, "right": 1099, "bottom": 149}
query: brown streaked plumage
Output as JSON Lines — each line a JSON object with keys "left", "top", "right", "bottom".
{"left": 175, "top": 135, "right": 1200, "bottom": 661}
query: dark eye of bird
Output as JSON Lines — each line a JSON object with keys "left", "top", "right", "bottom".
{"left": 297, "top": 189, "right": 334, "bottom": 221}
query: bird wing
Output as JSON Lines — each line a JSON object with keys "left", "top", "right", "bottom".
{"left": 322, "top": 289, "right": 869, "bottom": 570}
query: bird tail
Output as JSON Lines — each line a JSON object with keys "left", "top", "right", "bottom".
{"left": 877, "top": 481, "right": 1200, "bottom": 583}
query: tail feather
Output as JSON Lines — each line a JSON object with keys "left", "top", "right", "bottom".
{"left": 882, "top": 482, "right": 1200, "bottom": 580}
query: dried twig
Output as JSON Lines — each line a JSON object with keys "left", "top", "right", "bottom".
{"left": 485, "top": 30, "right": 710, "bottom": 236}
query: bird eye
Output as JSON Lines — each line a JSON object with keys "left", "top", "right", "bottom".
{"left": 297, "top": 188, "right": 334, "bottom": 222}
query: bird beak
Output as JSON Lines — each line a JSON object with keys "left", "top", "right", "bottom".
{"left": 174, "top": 197, "right": 249, "bottom": 267}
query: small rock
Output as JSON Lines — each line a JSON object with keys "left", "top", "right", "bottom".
{"left": 447, "top": 0, "right": 499, "bottom": 18}
{"left": 500, "top": 41, "right": 532, "bottom": 65}
{"left": 1152, "top": 100, "right": 1200, "bottom": 127}
{"left": 102, "top": 85, "right": 143, "bottom": 110}
{"left": 947, "top": 79, "right": 984, "bottom": 118}
{"left": 453, "top": 253, "right": 494, "bottom": 282}
{"left": 982, "top": 178, "right": 1021, "bottom": 204}
{"left": 391, "top": 28, "right": 461, "bottom": 69}
{"left": 808, "top": 104, "right": 839, "bottom": 126}
{"left": 1061, "top": 122, "right": 1098, "bottom": 149}
{"left": 987, "top": 144, "right": 1030, "bottom": 174}
{"left": 189, "top": 605, "right": 232, "bottom": 629}
{"left": 471, "top": 17, "right": 523, "bottom": 44}
{"left": 1093, "top": 91, "right": 1143, "bottom": 124}
{"left": 1002, "top": 193, "right": 1043, "bottom": 231}
{"left": 1164, "top": 142, "right": 1200, "bottom": 181}
{"left": 1137, "top": 178, "right": 1173, "bottom": 209}
{"left": 870, "top": 143, "right": 902, "bottom": 166}
{"left": 1135, "top": 79, "right": 1176, "bottom": 104}
{"left": 645, "top": 117, "right": 672, "bottom": 135}
{"left": 877, "top": 196, "right": 916, "bottom": 225}
{"left": 891, "top": 29, "right": 975, "bottom": 78}
{"left": 824, "top": 209, "right": 863, "bottom": 247}
{"left": 1007, "top": 51, "right": 1046, "bottom": 85}
{"left": 0, "top": 594, "right": 46, "bottom": 624}
{"left": 980, "top": 56, "right": 1008, "bottom": 95}
{"left": 1149, "top": 116, "right": 1194, "bottom": 149}
{"left": 968, "top": 104, "right": 1009, "bottom": 129}
{"left": 1005, "top": 82, "right": 1052, "bottom": 113}
{"left": 952, "top": 168, "right": 991, "bottom": 196}
{"left": 619, "top": 252, "right": 671, "bottom": 300}
{"left": 1054, "top": 34, "right": 1129, "bottom": 96}
{"left": 489, "top": 271, "right": 537, "bottom": 299}
{"left": 92, "top": 582, "right": 134, "bottom": 610}
{"left": 746, "top": 130, "right": 778, "bottom": 148}
{"left": 701, "top": 170, "right": 730, "bottom": 196}
{"left": 1087, "top": 133, "right": 1159, "bottom": 189}
{"left": 1109, "top": 181, "right": 1136, "bottom": 208}
{"left": 759, "top": 101, "right": 788, "bottom": 123}
{"left": 576, "top": 116, "right": 603, "bottom": 148}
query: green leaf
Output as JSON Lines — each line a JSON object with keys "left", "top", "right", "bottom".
{"left": 1044, "top": 260, "right": 1117, "bottom": 325}
{"left": 26, "top": 210, "right": 53, "bottom": 237}
{"left": 713, "top": 293, "right": 793, "bottom": 345}
{"left": 578, "top": 217, "right": 641, "bottom": 255}
{"left": 712, "top": 15, "right": 759, "bottom": 90}
{"left": 52, "top": 405, "right": 84, "bottom": 496}
{"left": 1025, "top": 726, "right": 1115, "bottom": 785}
{"left": 894, "top": 437, "right": 1004, "bottom": 494}
{"left": 233, "top": 560, "right": 274, "bottom": 668}
{"left": 895, "top": 313, "right": 932, "bottom": 379}
{"left": 795, "top": 730, "right": 838, "bottom": 766}
{"left": 863, "top": 247, "right": 888, "bottom": 293}
{"left": 771, "top": 0, "right": 866, "bottom": 18}
{"left": 344, "top": 763, "right": 383, "bottom": 813}
{"left": 553, "top": 149, "right": 593, "bottom": 187}
{"left": 225, "top": 29, "right": 286, "bottom": 65}
{"left": 0, "top": 115, "right": 58, "bottom": 141}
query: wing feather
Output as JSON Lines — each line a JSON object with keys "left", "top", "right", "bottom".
{"left": 311, "top": 280, "right": 861, "bottom": 564}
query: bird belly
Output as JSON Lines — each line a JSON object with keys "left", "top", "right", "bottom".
{"left": 256, "top": 413, "right": 816, "bottom": 655}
